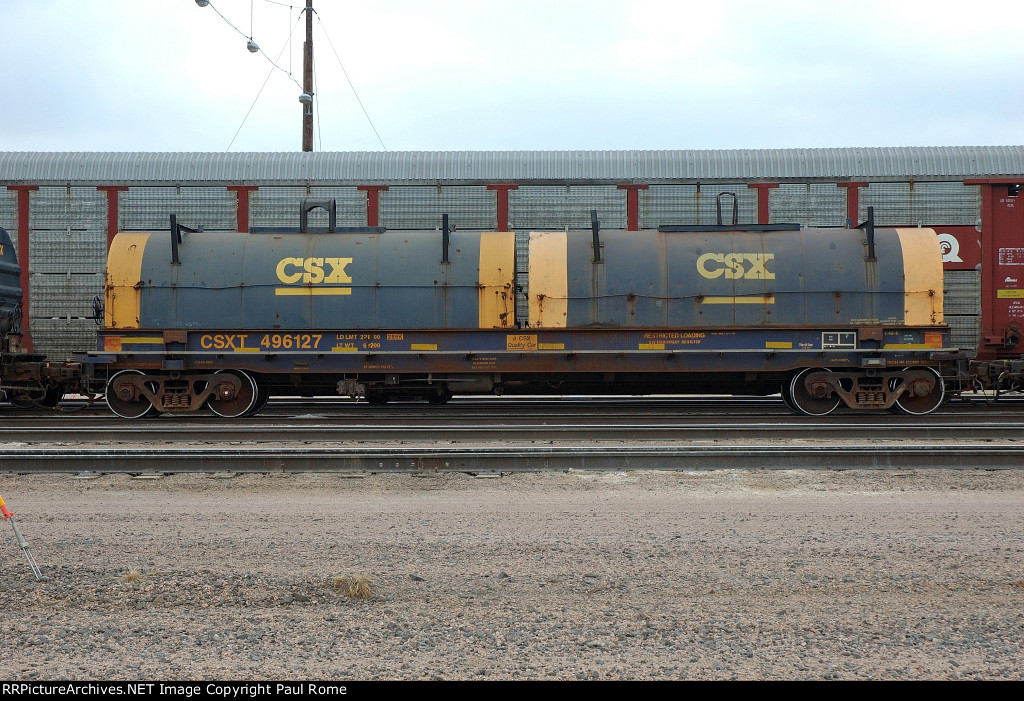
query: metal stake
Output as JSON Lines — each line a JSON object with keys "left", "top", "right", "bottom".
{"left": 1, "top": 493, "right": 46, "bottom": 581}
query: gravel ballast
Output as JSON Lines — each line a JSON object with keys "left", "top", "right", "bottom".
{"left": 0, "top": 468, "right": 1022, "bottom": 680}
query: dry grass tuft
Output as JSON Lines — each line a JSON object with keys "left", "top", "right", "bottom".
{"left": 119, "top": 570, "right": 145, "bottom": 584}
{"left": 330, "top": 574, "right": 374, "bottom": 599}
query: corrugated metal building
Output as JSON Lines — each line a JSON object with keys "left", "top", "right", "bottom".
{"left": 2, "top": 147, "right": 1022, "bottom": 359}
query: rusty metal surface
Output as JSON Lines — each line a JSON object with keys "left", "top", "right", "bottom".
{"left": 563, "top": 228, "right": 911, "bottom": 327}
{"left": 117, "top": 224, "right": 942, "bottom": 333}
{"left": 129, "top": 230, "right": 496, "bottom": 330}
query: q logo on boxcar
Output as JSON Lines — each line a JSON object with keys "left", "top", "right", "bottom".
{"left": 936, "top": 233, "right": 963, "bottom": 263}
{"left": 696, "top": 253, "right": 775, "bottom": 280}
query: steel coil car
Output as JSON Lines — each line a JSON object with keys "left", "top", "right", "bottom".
{"left": 83, "top": 199, "right": 953, "bottom": 418}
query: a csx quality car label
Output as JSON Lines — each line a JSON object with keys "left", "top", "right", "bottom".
{"left": 696, "top": 253, "right": 775, "bottom": 280}
{"left": 276, "top": 257, "right": 353, "bottom": 284}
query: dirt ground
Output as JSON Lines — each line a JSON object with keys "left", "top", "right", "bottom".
{"left": 0, "top": 468, "right": 1022, "bottom": 680}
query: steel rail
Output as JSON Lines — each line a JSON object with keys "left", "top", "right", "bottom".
{"left": 5, "top": 394, "right": 1023, "bottom": 420}
{"left": 3, "top": 443, "right": 1023, "bottom": 474}
{"left": 1, "top": 420, "right": 1022, "bottom": 443}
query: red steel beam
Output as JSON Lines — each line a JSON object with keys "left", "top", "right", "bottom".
{"left": 97, "top": 186, "right": 129, "bottom": 249}
{"left": 487, "top": 184, "right": 519, "bottom": 231}
{"left": 747, "top": 183, "right": 779, "bottom": 224}
{"left": 227, "top": 186, "right": 258, "bottom": 233}
{"left": 616, "top": 184, "right": 649, "bottom": 231}
{"left": 357, "top": 185, "right": 389, "bottom": 227}
{"left": 837, "top": 182, "right": 869, "bottom": 226}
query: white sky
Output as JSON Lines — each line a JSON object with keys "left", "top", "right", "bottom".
{"left": 1, "top": 0, "right": 1021, "bottom": 152}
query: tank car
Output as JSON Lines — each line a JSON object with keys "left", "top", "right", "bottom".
{"left": 86, "top": 199, "right": 954, "bottom": 418}
{"left": 0, "top": 227, "right": 77, "bottom": 407}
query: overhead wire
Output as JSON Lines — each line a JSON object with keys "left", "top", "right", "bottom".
{"left": 204, "top": 0, "right": 302, "bottom": 91}
{"left": 204, "top": 0, "right": 389, "bottom": 151}
{"left": 226, "top": 9, "right": 306, "bottom": 151}
{"left": 314, "top": 13, "right": 388, "bottom": 151}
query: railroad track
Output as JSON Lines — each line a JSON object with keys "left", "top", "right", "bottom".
{"left": 4, "top": 443, "right": 1023, "bottom": 473}
{"left": 6, "top": 391, "right": 1024, "bottom": 415}
{"left": 1, "top": 416, "right": 1023, "bottom": 442}
{"left": 5, "top": 393, "right": 1023, "bottom": 419}
{"left": 3, "top": 396, "right": 1022, "bottom": 474}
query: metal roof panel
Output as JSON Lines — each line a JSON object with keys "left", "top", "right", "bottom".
{"left": 0, "top": 146, "right": 1021, "bottom": 184}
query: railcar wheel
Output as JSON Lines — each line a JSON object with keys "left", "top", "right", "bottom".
{"left": 106, "top": 370, "right": 156, "bottom": 420}
{"left": 242, "top": 378, "right": 270, "bottom": 417}
{"left": 365, "top": 391, "right": 389, "bottom": 405}
{"left": 789, "top": 368, "right": 841, "bottom": 416}
{"left": 780, "top": 380, "right": 798, "bottom": 414}
{"left": 426, "top": 389, "right": 454, "bottom": 405}
{"left": 892, "top": 368, "right": 945, "bottom": 416}
{"left": 208, "top": 370, "right": 258, "bottom": 418}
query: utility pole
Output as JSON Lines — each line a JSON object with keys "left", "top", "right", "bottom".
{"left": 301, "top": 0, "right": 314, "bottom": 152}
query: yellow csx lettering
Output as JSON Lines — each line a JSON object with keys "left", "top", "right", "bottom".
{"left": 696, "top": 253, "right": 775, "bottom": 280}
{"left": 275, "top": 257, "right": 353, "bottom": 284}
{"left": 200, "top": 334, "right": 249, "bottom": 350}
